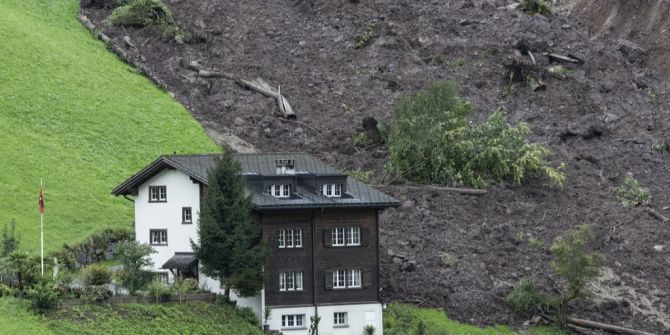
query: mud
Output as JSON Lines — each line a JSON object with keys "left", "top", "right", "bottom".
{"left": 83, "top": 0, "right": 670, "bottom": 333}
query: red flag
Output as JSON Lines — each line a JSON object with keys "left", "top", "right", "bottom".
{"left": 38, "top": 181, "right": 45, "bottom": 214}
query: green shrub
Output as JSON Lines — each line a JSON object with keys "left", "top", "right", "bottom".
{"left": 84, "top": 264, "right": 112, "bottom": 286}
{"left": 519, "top": 0, "right": 552, "bottom": 16}
{"left": 507, "top": 225, "right": 603, "bottom": 328}
{"left": 171, "top": 277, "right": 198, "bottom": 303}
{"left": 116, "top": 240, "right": 155, "bottom": 294}
{"left": 354, "top": 23, "right": 375, "bottom": 49}
{"left": 29, "top": 281, "right": 60, "bottom": 312}
{"left": 145, "top": 279, "right": 171, "bottom": 303}
{"left": 614, "top": 176, "right": 651, "bottom": 207}
{"left": 352, "top": 132, "right": 376, "bottom": 150}
{"left": 108, "top": 0, "right": 173, "bottom": 29}
{"left": 0, "top": 282, "right": 15, "bottom": 297}
{"left": 439, "top": 252, "right": 457, "bottom": 268}
{"left": 506, "top": 278, "right": 555, "bottom": 315}
{"left": 388, "top": 81, "right": 565, "bottom": 188}
{"left": 363, "top": 324, "right": 376, "bottom": 335}
{"left": 82, "top": 286, "right": 113, "bottom": 303}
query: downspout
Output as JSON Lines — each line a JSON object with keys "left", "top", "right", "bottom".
{"left": 311, "top": 209, "right": 318, "bottom": 335}
{"left": 123, "top": 195, "right": 135, "bottom": 203}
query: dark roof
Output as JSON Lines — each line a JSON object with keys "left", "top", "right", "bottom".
{"left": 161, "top": 252, "right": 197, "bottom": 270}
{"left": 112, "top": 153, "right": 399, "bottom": 209}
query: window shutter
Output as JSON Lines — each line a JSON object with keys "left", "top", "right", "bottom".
{"left": 363, "top": 270, "right": 372, "bottom": 288}
{"left": 323, "top": 229, "right": 332, "bottom": 248}
{"left": 274, "top": 230, "right": 281, "bottom": 248}
{"left": 361, "top": 227, "right": 371, "bottom": 247}
{"left": 325, "top": 270, "right": 333, "bottom": 290}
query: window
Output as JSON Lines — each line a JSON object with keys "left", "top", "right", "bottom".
{"left": 281, "top": 314, "right": 305, "bottom": 328}
{"left": 320, "top": 183, "right": 342, "bottom": 197}
{"left": 334, "top": 312, "right": 348, "bottom": 326}
{"left": 268, "top": 184, "right": 291, "bottom": 198}
{"left": 149, "top": 186, "right": 167, "bottom": 202}
{"left": 332, "top": 228, "right": 345, "bottom": 246}
{"left": 333, "top": 270, "right": 346, "bottom": 289}
{"left": 279, "top": 272, "right": 303, "bottom": 291}
{"left": 275, "top": 159, "right": 295, "bottom": 174}
{"left": 182, "top": 207, "right": 192, "bottom": 224}
{"left": 149, "top": 229, "right": 167, "bottom": 245}
{"left": 154, "top": 272, "right": 169, "bottom": 284}
{"left": 346, "top": 227, "right": 360, "bottom": 246}
{"left": 278, "top": 229, "right": 303, "bottom": 249}
{"left": 331, "top": 227, "right": 360, "bottom": 247}
{"left": 348, "top": 269, "right": 362, "bottom": 288}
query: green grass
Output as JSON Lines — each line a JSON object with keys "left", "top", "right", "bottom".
{"left": 0, "top": 297, "right": 262, "bottom": 335}
{"left": 46, "top": 302, "right": 262, "bottom": 334}
{"left": 0, "top": 298, "right": 55, "bottom": 335}
{"left": 384, "top": 304, "right": 566, "bottom": 335}
{"left": 0, "top": 0, "right": 219, "bottom": 253}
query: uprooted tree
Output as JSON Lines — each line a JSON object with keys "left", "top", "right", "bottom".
{"left": 387, "top": 81, "right": 565, "bottom": 188}
{"left": 192, "top": 149, "right": 268, "bottom": 301}
{"left": 507, "top": 225, "right": 603, "bottom": 329}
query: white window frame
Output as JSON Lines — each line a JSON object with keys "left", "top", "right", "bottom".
{"left": 149, "top": 186, "right": 167, "bottom": 202}
{"left": 279, "top": 271, "right": 303, "bottom": 292}
{"left": 149, "top": 229, "right": 167, "bottom": 245}
{"left": 269, "top": 184, "right": 291, "bottom": 198}
{"left": 279, "top": 229, "right": 302, "bottom": 249}
{"left": 182, "top": 207, "right": 192, "bottom": 223}
{"left": 332, "top": 228, "right": 345, "bottom": 246}
{"left": 333, "top": 270, "right": 346, "bottom": 289}
{"left": 278, "top": 229, "right": 286, "bottom": 248}
{"left": 320, "top": 183, "right": 342, "bottom": 197}
{"left": 295, "top": 229, "right": 302, "bottom": 248}
{"left": 346, "top": 227, "right": 360, "bottom": 246}
{"left": 282, "top": 314, "right": 305, "bottom": 328}
{"left": 348, "top": 269, "right": 362, "bottom": 288}
{"left": 334, "top": 312, "right": 348, "bottom": 326}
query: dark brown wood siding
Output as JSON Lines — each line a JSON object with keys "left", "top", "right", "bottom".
{"left": 261, "top": 210, "right": 314, "bottom": 307}
{"left": 314, "top": 208, "right": 379, "bottom": 304}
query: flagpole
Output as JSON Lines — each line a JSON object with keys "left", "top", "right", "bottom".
{"left": 40, "top": 179, "right": 44, "bottom": 277}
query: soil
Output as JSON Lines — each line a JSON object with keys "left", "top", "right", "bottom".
{"left": 82, "top": 0, "right": 670, "bottom": 333}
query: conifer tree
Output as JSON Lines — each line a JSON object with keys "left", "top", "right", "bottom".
{"left": 193, "top": 149, "right": 268, "bottom": 301}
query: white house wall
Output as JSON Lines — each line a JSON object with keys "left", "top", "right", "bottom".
{"left": 199, "top": 275, "right": 263, "bottom": 322}
{"left": 135, "top": 169, "right": 200, "bottom": 275}
{"left": 267, "top": 303, "right": 383, "bottom": 335}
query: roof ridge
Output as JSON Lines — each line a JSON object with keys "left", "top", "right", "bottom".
{"left": 164, "top": 152, "right": 310, "bottom": 157}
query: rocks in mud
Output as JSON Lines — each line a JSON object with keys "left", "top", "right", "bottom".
{"left": 616, "top": 39, "right": 645, "bottom": 64}
{"left": 561, "top": 114, "right": 606, "bottom": 140}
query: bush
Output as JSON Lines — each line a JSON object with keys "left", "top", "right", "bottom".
{"left": 116, "top": 240, "right": 155, "bottom": 294}
{"left": 507, "top": 225, "right": 603, "bottom": 328}
{"left": 0, "top": 282, "right": 15, "bottom": 297}
{"left": 614, "top": 176, "right": 651, "bottom": 207}
{"left": 171, "top": 277, "right": 198, "bottom": 303}
{"left": 82, "top": 286, "right": 113, "bottom": 303}
{"left": 519, "top": 0, "right": 552, "bottom": 16}
{"left": 145, "top": 279, "right": 171, "bottom": 303}
{"left": 363, "top": 325, "right": 376, "bottom": 335}
{"left": 29, "top": 281, "right": 60, "bottom": 312}
{"left": 354, "top": 23, "right": 375, "bottom": 49}
{"left": 439, "top": 252, "right": 457, "bottom": 268}
{"left": 84, "top": 264, "right": 112, "bottom": 286}
{"left": 388, "top": 81, "right": 565, "bottom": 188}
{"left": 108, "top": 0, "right": 173, "bottom": 29}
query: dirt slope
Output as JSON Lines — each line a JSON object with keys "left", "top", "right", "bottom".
{"left": 565, "top": 0, "right": 670, "bottom": 78}
{"left": 82, "top": 0, "right": 670, "bottom": 333}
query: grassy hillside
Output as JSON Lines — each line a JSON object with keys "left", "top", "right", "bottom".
{"left": 0, "top": 298, "right": 263, "bottom": 335}
{"left": 384, "top": 304, "right": 565, "bottom": 335}
{"left": 0, "top": 298, "right": 54, "bottom": 335}
{"left": 0, "top": 0, "right": 219, "bottom": 252}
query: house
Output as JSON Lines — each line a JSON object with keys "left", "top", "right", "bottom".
{"left": 112, "top": 153, "right": 398, "bottom": 334}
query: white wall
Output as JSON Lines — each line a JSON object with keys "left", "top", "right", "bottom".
{"left": 135, "top": 169, "right": 200, "bottom": 275}
{"left": 266, "top": 303, "right": 383, "bottom": 335}
{"left": 200, "top": 275, "right": 263, "bottom": 322}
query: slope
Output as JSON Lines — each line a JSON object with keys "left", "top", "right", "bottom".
{"left": 0, "top": 0, "right": 219, "bottom": 253}
{"left": 82, "top": 0, "right": 670, "bottom": 333}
